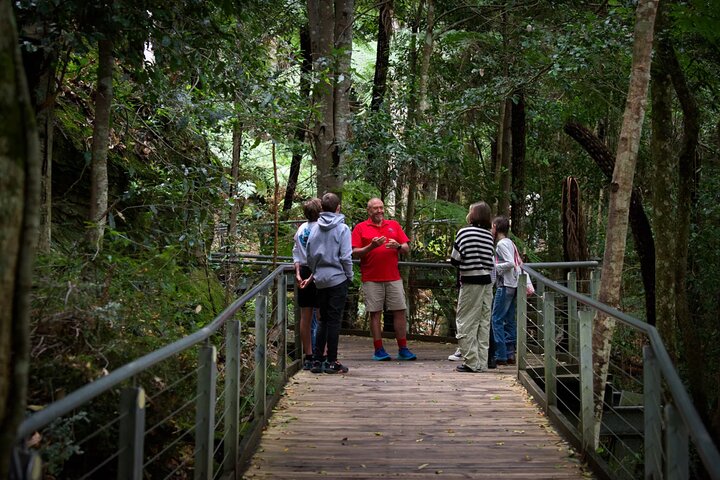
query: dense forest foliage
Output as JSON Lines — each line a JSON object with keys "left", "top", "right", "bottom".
{"left": 1, "top": 0, "right": 719, "bottom": 477}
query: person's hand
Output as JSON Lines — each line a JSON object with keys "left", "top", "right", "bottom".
{"left": 385, "top": 239, "right": 401, "bottom": 250}
{"left": 299, "top": 277, "right": 313, "bottom": 289}
{"left": 371, "top": 236, "right": 387, "bottom": 247}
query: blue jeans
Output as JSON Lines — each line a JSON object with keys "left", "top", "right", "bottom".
{"left": 311, "top": 310, "right": 319, "bottom": 352}
{"left": 492, "top": 286, "right": 517, "bottom": 361}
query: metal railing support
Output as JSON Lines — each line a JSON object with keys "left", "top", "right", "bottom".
{"left": 223, "top": 320, "right": 242, "bottom": 477}
{"left": 293, "top": 281, "right": 301, "bottom": 360}
{"left": 567, "top": 272, "right": 578, "bottom": 358}
{"left": 590, "top": 268, "right": 600, "bottom": 300}
{"left": 195, "top": 345, "right": 217, "bottom": 480}
{"left": 277, "top": 274, "right": 287, "bottom": 375}
{"left": 665, "top": 403, "right": 689, "bottom": 480}
{"left": 118, "top": 387, "right": 146, "bottom": 480}
{"left": 644, "top": 345, "right": 662, "bottom": 480}
{"left": 517, "top": 274, "right": 528, "bottom": 373}
{"left": 536, "top": 281, "right": 545, "bottom": 347}
{"left": 578, "top": 309, "right": 594, "bottom": 451}
{"left": 543, "top": 292, "right": 556, "bottom": 409}
{"left": 255, "top": 293, "right": 268, "bottom": 420}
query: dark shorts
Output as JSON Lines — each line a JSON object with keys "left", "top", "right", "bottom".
{"left": 297, "top": 266, "right": 320, "bottom": 308}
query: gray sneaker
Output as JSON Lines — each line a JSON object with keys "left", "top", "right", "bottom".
{"left": 448, "top": 349, "right": 463, "bottom": 361}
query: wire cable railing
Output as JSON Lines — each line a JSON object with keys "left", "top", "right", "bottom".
{"left": 13, "top": 258, "right": 718, "bottom": 479}
{"left": 518, "top": 264, "right": 720, "bottom": 480}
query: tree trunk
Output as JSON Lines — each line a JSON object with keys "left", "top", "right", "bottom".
{"left": 664, "top": 35, "right": 707, "bottom": 438}
{"left": 510, "top": 90, "right": 526, "bottom": 237}
{"left": 498, "top": 97, "right": 512, "bottom": 216}
{"left": 650, "top": 29, "right": 676, "bottom": 353}
{"left": 404, "top": 0, "right": 433, "bottom": 239}
{"left": 282, "top": 25, "right": 312, "bottom": 216}
{"left": 22, "top": 44, "right": 58, "bottom": 253}
{"left": 307, "top": 0, "right": 336, "bottom": 196}
{"left": 0, "top": 3, "right": 41, "bottom": 475}
{"left": 332, "top": 0, "right": 354, "bottom": 197}
{"left": 371, "top": 0, "right": 393, "bottom": 112}
{"left": 562, "top": 177, "right": 589, "bottom": 285}
{"left": 88, "top": 38, "right": 114, "bottom": 252}
{"left": 228, "top": 121, "right": 242, "bottom": 244}
{"left": 307, "top": 0, "right": 353, "bottom": 197}
{"left": 564, "top": 122, "right": 656, "bottom": 325}
{"left": 592, "top": 0, "right": 658, "bottom": 444}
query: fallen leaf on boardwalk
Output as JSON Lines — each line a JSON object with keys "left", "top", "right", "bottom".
{"left": 491, "top": 395, "right": 501, "bottom": 400}
{"left": 524, "top": 455, "right": 532, "bottom": 461}
{"left": 513, "top": 430, "right": 525, "bottom": 434}
{"left": 416, "top": 438, "right": 424, "bottom": 443}
{"left": 361, "top": 464, "right": 366, "bottom": 468}
{"left": 283, "top": 448, "right": 289, "bottom": 452}
{"left": 418, "top": 463, "right": 429, "bottom": 470}
{"left": 446, "top": 429, "right": 454, "bottom": 433}
{"left": 495, "top": 442, "right": 505, "bottom": 446}
{"left": 374, "top": 432, "right": 383, "bottom": 436}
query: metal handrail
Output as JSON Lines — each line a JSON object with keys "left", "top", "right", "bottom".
{"left": 17, "top": 264, "right": 292, "bottom": 440}
{"left": 522, "top": 265, "right": 720, "bottom": 479}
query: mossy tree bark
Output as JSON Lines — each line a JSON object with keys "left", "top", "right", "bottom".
{"left": 0, "top": 1, "right": 41, "bottom": 475}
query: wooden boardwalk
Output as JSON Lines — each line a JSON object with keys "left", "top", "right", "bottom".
{"left": 243, "top": 335, "right": 591, "bottom": 479}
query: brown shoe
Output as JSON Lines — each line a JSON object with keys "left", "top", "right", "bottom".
{"left": 496, "top": 360, "right": 508, "bottom": 366}
{"left": 507, "top": 356, "right": 516, "bottom": 365}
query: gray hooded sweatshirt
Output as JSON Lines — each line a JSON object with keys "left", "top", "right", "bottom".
{"left": 306, "top": 212, "right": 353, "bottom": 289}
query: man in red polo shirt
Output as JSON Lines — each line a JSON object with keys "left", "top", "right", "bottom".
{"left": 352, "top": 198, "right": 417, "bottom": 361}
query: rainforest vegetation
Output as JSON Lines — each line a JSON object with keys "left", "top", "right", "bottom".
{"left": 1, "top": 0, "right": 719, "bottom": 477}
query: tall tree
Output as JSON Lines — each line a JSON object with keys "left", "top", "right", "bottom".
{"left": 306, "top": 0, "right": 354, "bottom": 197}
{"left": 510, "top": 90, "right": 526, "bottom": 236}
{"left": 591, "top": 0, "right": 658, "bottom": 442}
{"left": 370, "top": 0, "right": 393, "bottom": 112}
{"left": 87, "top": 37, "right": 114, "bottom": 251}
{"left": 282, "top": 25, "right": 312, "bottom": 215}
{"left": 0, "top": 1, "right": 41, "bottom": 475}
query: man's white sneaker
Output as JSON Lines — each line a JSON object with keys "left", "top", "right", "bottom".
{"left": 448, "top": 349, "right": 463, "bottom": 361}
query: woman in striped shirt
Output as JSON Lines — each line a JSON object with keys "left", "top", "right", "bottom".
{"left": 450, "top": 202, "right": 496, "bottom": 373}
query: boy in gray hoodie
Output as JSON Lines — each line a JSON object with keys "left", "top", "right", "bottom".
{"left": 305, "top": 192, "right": 353, "bottom": 374}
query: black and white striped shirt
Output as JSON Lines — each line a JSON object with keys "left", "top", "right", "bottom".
{"left": 450, "top": 225, "right": 495, "bottom": 284}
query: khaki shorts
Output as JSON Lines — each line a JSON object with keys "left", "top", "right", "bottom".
{"left": 362, "top": 280, "right": 407, "bottom": 312}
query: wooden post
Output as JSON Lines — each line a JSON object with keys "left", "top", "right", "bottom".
{"left": 195, "top": 345, "right": 217, "bottom": 480}
{"left": 578, "top": 310, "right": 594, "bottom": 451}
{"left": 223, "top": 320, "right": 241, "bottom": 477}
{"left": 543, "top": 292, "right": 556, "bottom": 409}
{"left": 255, "top": 293, "right": 268, "bottom": 420}
{"left": 118, "top": 387, "right": 145, "bottom": 480}
{"left": 644, "top": 345, "right": 662, "bottom": 480}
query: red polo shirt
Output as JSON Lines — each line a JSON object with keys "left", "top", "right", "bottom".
{"left": 351, "top": 219, "right": 410, "bottom": 282}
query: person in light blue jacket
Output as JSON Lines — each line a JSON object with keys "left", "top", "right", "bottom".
{"left": 306, "top": 192, "right": 353, "bottom": 374}
{"left": 492, "top": 216, "right": 519, "bottom": 365}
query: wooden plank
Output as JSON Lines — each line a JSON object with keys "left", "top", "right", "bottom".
{"left": 243, "top": 336, "right": 591, "bottom": 479}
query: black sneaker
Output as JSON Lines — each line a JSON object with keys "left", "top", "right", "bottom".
{"left": 323, "top": 361, "right": 349, "bottom": 374}
{"left": 487, "top": 359, "right": 497, "bottom": 369}
{"left": 310, "top": 360, "right": 323, "bottom": 374}
{"left": 303, "top": 359, "right": 314, "bottom": 370}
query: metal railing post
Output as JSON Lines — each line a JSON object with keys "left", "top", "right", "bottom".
{"left": 118, "top": 387, "right": 145, "bottom": 480}
{"left": 195, "top": 345, "right": 217, "bottom": 480}
{"left": 543, "top": 292, "right": 556, "bottom": 409}
{"left": 665, "top": 403, "right": 689, "bottom": 480}
{"left": 517, "top": 273, "right": 528, "bottom": 373}
{"left": 255, "top": 293, "right": 268, "bottom": 420}
{"left": 567, "top": 272, "right": 578, "bottom": 359}
{"left": 590, "top": 268, "right": 600, "bottom": 300}
{"left": 223, "top": 320, "right": 241, "bottom": 477}
{"left": 578, "top": 309, "right": 594, "bottom": 451}
{"left": 277, "top": 273, "right": 287, "bottom": 375}
{"left": 536, "top": 281, "right": 545, "bottom": 348}
{"left": 644, "top": 345, "right": 662, "bottom": 480}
